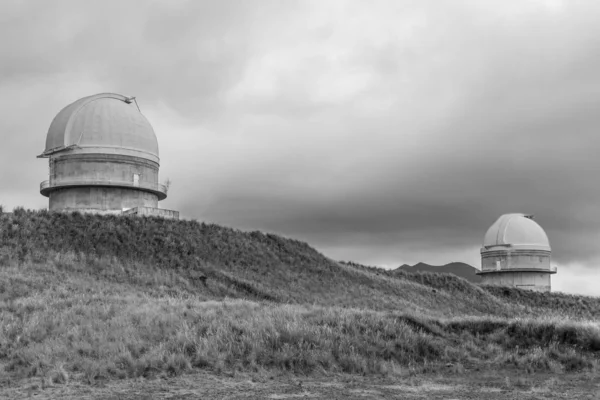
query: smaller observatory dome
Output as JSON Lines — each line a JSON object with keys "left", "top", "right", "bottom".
{"left": 483, "top": 213, "right": 550, "bottom": 250}
{"left": 44, "top": 93, "right": 159, "bottom": 163}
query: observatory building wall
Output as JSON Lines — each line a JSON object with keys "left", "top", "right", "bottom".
{"left": 481, "top": 249, "right": 551, "bottom": 272}
{"left": 47, "top": 153, "right": 161, "bottom": 213}
{"left": 481, "top": 271, "right": 550, "bottom": 292}
{"left": 51, "top": 154, "right": 159, "bottom": 187}
{"left": 50, "top": 187, "right": 158, "bottom": 213}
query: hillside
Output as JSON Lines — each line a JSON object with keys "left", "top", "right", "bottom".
{"left": 0, "top": 209, "right": 599, "bottom": 388}
{"left": 0, "top": 209, "right": 513, "bottom": 317}
{"left": 396, "top": 262, "right": 483, "bottom": 283}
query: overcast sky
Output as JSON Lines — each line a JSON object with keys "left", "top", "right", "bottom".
{"left": 1, "top": 0, "right": 599, "bottom": 296}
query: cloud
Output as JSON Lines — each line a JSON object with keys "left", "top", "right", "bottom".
{"left": 1, "top": 0, "right": 600, "bottom": 295}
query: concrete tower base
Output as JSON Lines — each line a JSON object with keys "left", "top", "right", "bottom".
{"left": 41, "top": 153, "right": 167, "bottom": 214}
{"left": 49, "top": 187, "right": 159, "bottom": 214}
{"left": 479, "top": 271, "right": 552, "bottom": 292}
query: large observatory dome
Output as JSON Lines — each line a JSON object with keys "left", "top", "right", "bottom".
{"left": 44, "top": 93, "right": 159, "bottom": 163}
{"left": 38, "top": 92, "right": 179, "bottom": 216}
{"left": 483, "top": 213, "right": 550, "bottom": 250}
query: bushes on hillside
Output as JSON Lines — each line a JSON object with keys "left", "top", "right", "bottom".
{"left": 485, "top": 286, "right": 600, "bottom": 320}
{"left": 0, "top": 210, "right": 335, "bottom": 272}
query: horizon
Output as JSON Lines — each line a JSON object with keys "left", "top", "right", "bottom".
{"left": 1, "top": 0, "right": 599, "bottom": 296}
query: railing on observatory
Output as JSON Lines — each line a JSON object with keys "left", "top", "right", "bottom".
{"left": 477, "top": 264, "right": 558, "bottom": 275}
{"left": 40, "top": 179, "right": 168, "bottom": 200}
{"left": 122, "top": 206, "right": 179, "bottom": 220}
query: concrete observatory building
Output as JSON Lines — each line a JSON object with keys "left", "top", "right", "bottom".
{"left": 477, "top": 213, "right": 556, "bottom": 292}
{"left": 38, "top": 93, "right": 177, "bottom": 218}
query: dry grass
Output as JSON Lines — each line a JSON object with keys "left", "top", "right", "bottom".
{"left": 0, "top": 210, "right": 599, "bottom": 386}
{"left": 1, "top": 259, "right": 599, "bottom": 386}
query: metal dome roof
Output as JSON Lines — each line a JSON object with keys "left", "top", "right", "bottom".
{"left": 42, "top": 93, "right": 159, "bottom": 163}
{"left": 483, "top": 213, "right": 550, "bottom": 250}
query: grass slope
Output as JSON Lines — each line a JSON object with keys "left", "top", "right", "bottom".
{"left": 0, "top": 209, "right": 599, "bottom": 386}
{"left": 0, "top": 209, "right": 510, "bottom": 316}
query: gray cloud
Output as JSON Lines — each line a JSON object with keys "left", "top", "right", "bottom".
{"left": 2, "top": 0, "right": 600, "bottom": 294}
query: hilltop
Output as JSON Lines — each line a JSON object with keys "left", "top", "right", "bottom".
{"left": 395, "top": 262, "right": 483, "bottom": 283}
{"left": 0, "top": 209, "right": 599, "bottom": 392}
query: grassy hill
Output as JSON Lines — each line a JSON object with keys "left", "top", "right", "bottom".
{"left": 396, "top": 262, "right": 483, "bottom": 283}
{"left": 0, "top": 209, "right": 599, "bottom": 386}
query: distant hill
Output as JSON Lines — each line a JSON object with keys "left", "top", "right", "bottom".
{"left": 395, "top": 261, "right": 483, "bottom": 283}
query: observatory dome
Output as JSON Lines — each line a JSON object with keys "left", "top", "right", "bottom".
{"left": 483, "top": 213, "right": 550, "bottom": 250}
{"left": 39, "top": 92, "right": 172, "bottom": 214}
{"left": 44, "top": 93, "right": 159, "bottom": 163}
{"left": 478, "top": 213, "right": 554, "bottom": 292}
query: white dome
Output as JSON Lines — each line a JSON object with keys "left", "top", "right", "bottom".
{"left": 44, "top": 93, "right": 159, "bottom": 163}
{"left": 483, "top": 213, "right": 550, "bottom": 250}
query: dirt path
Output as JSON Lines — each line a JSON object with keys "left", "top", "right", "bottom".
{"left": 1, "top": 371, "right": 598, "bottom": 399}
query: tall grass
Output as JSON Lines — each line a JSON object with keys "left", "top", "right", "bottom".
{"left": 0, "top": 210, "right": 599, "bottom": 385}
{"left": 1, "top": 259, "right": 598, "bottom": 384}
